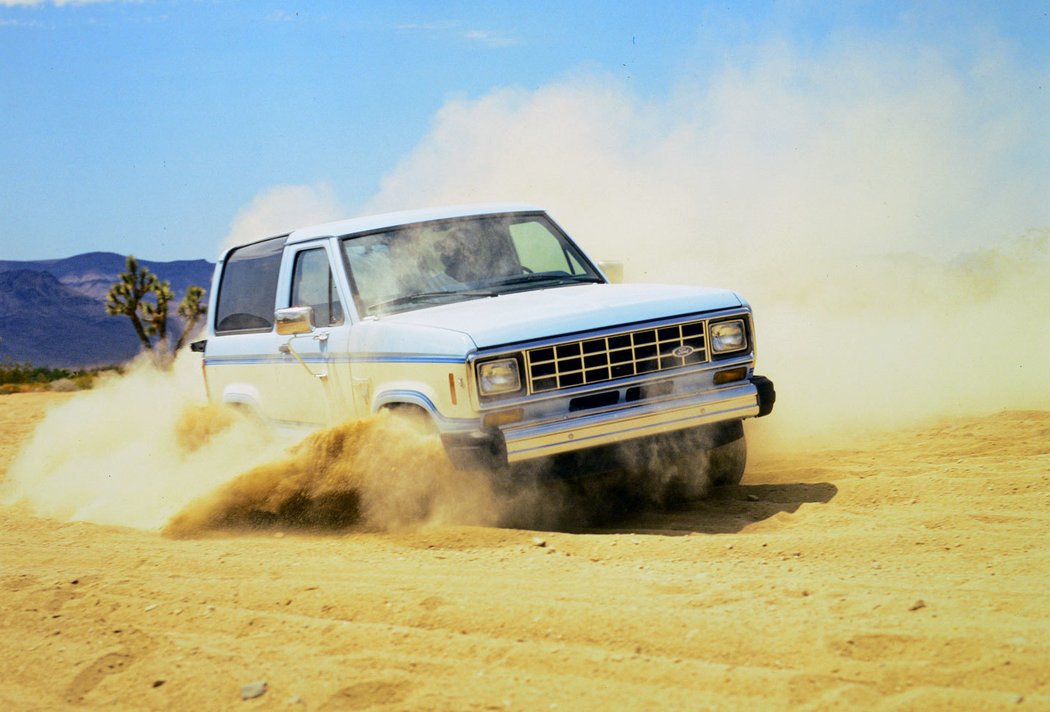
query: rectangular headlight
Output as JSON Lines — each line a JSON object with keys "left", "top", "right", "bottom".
{"left": 710, "top": 319, "right": 747, "bottom": 354}
{"left": 478, "top": 358, "right": 521, "bottom": 396}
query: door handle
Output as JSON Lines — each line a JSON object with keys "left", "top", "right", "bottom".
{"left": 280, "top": 340, "right": 328, "bottom": 380}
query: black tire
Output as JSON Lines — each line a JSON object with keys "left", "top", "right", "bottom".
{"left": 709, "top": 434, "right": 747, "bottom": 486}
{"left": 608, "top": 424, "right": 748, "bottom": 507}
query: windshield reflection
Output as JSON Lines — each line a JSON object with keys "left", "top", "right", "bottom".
{"left": 341, "top": 213, "right": 602, "bottom": 315}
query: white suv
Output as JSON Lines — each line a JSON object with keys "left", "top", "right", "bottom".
{"left": 198, "top": 204, "right": 774, "bottom": 484}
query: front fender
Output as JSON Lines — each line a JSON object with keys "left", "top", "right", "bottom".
{"left": 373, "top": 388, "right": 441, "bottom": 416}
{"left": 373, "top": 388, "right": 479, "bottom": 434}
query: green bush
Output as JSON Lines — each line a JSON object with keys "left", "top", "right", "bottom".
{"left": 0, "top": 362, "right": 111, "bottom": 392}
{"left": 0, "top": 363, "right": 71, "bottom": 385}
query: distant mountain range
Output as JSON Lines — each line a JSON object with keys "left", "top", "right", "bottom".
{"left": 0, "top": 252, "right": 213, "bottom": 368}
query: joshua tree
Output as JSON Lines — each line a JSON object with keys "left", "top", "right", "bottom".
{"left": 104, "top": 255, "right": 156, "bottom": 352}
{"left": 173, "top": 285, "right": 207, "bottom": 352}
{"left": 106, "top": 255, "right": 206, "bottom": 365}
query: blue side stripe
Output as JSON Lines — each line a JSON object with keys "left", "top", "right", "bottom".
{"left": 206, "top": 353, "right": 466, "bottom": 366}
{"left": 351, "top": 355, "right": 465, "bottom": 364}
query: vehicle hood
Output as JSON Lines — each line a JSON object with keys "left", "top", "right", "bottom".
{"left": 373, "top": 283, "right": 743, "bottom": 350}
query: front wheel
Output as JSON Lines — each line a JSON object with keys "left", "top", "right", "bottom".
{"left": 639, "top": 425, "right": 748, "bottom": 506}
{"left": 708, "top": 434, "right": 747, "bottom": 486}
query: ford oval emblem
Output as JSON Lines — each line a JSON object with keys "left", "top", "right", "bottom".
{"left": 672, "top": 345, "right": 695, "bottom": 358}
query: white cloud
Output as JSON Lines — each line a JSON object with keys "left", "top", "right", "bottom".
{"left": 268, "top": 9, "right": 299, "bottom": 23}
{"left": 395, "top": 19, "right": 519, "bottom": 47}
{"left": 463, "top": 29, "right": 519, "bottom": 48}
{"left": 220, "top": 184, "right": 345, "bottom": 252}
{"left": 395, "top": 20, "right": 460, "bottom": 32}
{"left": 0, "top": 0, "right": 129, "bottom": 6}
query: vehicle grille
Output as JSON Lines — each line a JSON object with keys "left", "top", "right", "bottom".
{"left": 525, "top": 318, "right": 709, "bottom": 394}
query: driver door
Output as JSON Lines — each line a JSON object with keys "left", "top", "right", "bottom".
{"left": 274, "top": 243, "right": 352, "bottom": 426}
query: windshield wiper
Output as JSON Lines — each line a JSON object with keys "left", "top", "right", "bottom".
{"left": 369, "top": 288, "right": 498, "bottom": 314}
{"left": 490, "top": 273, "right": 604, "bottom": 289}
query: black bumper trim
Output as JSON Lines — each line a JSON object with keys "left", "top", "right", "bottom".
{"left": 751, "top": 375, "right": 775, "bottom": 417}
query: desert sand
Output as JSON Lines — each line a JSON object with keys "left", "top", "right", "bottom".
{"left": 1, "top": 391, "right": 1048, "bottom": 710}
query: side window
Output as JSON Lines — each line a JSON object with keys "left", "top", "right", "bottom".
{"left": 291, "top": 248, "right": 344, "bottom": 326}
{"left": 215, "top": 235, "right": 287, "bottom": 333}
{"left": 509, "top": 221, "right": 585, "bottom": 275}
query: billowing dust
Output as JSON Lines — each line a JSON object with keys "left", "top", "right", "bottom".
{"left": 3, "top": 352, "right": 726, "bottom": 535}
{"left": 164, "top": 411, "right": 498, "bottom": 536}
{"left": 0, "top": 355, "right": 286, "bottom": 531}
{"left": 165, "top": 414, "right": 725, "bottom": 537}
{"left": 9, "top": 235, "right": 1046, "bottom": 535}
{"left": 360, "top": 69, "right": 1050, "bottom": 451}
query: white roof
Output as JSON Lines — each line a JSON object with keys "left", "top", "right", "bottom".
{"left": 286, "top": 203, "right": 544, "bottom": 244}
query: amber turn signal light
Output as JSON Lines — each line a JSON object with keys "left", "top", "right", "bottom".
{"left": 713, "top": 367, "right": 748, "bottom": 385}
{"left": 483, "top": 408, "right": 525, "bottom": 428}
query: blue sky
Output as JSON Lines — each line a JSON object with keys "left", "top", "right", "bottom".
{"left": 1, "top": 1, "right": 1047, "bottom": 262}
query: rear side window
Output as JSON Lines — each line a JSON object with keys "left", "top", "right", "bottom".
{"left": 215, "top": 235, "right": 288, "bottom": 333}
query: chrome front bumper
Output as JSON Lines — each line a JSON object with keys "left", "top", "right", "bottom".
{"left": 500, "top": 381, "right": 761, "bottom": 463}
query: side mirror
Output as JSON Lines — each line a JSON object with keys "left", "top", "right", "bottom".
{"left": 275, "top": 306, "right": 315, "bottom": 335}
{"left": 598, "top": 260, "right": 624, "bottom": 284}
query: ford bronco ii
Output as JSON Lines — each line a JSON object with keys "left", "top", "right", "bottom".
{"left": 198, "top": 204, "right": 774, "bottom": 484}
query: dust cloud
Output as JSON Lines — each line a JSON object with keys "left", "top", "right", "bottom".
{"left": 2, "top": 354, "right": 718, "bottom": 536}
{"left": 165, "top": 411, "right": 498, "bottom": 536}
{"left": 164, "top": 410, "right": 732, "bottom": 537}
{"left": 219, "top": 183, "right": 345, "bottom": 252}
{"left": 0, "top": 355, "right": 288, "bottom": 530}
{"left": 360, "top": 36, "right": 1050, "bottom": 448}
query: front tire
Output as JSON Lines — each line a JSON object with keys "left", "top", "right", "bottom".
{"left": 631, "top": 424, "right": 748, "bottom": 506}
{"left": 380, "top": 403, "right": 435, "bottom": 433}
{"left": 708, "top": 434, "right": 747, "bottom": 486}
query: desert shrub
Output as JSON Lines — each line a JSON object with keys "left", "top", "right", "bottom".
{"left": 0, "top": 363, "right": 72, "bottom": 386}
{"left": 0, "top": 362, "right": 111, "bottom": 392}
{"left": 73, "top": 374, "right": 97, "bottom": 390}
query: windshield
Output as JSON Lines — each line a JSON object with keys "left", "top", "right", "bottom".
{"left": 340, "top": 212, "right": 603, "bottom": 315}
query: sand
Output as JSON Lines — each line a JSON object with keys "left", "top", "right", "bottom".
{"left": 1, "top": 391, "right": 1048, "bottom": 710}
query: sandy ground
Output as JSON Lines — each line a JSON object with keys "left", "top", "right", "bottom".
{"left": 1, "top": 391, "right": 1048, "bottom": 710}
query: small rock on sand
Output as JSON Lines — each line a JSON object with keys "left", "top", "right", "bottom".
{"left": 240, "top": 681, "right": 267, "bottom": 700}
